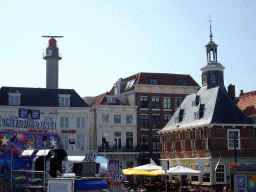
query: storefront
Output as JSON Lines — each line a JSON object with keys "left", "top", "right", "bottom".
{"left": 231, "top": 164, "right": 256, "bottom": 192}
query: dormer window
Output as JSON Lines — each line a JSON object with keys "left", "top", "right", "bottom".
{"left": 149, "top": 78, "right": 158, "bottom": 85}
{"left": 106, "top": 97, "right": 116, "bottom": 104}
{"left": 211, "top": 75, "right": 215, "bottom": 83}
{"left": 125, "top": 79, "right": 135, "bottom": 89}
{"left": 194, "top": 112, "right": 199, "bottom": 120}
{"left": 178, "top": 80, "right": 187, "bottom": 86}
{"left": 8, "top": 93, "right": 21, "bottom": 105}
{"left": 58, "top": 94, "right": 70, "bottom": 107}
{"left": 175, "top": 116, "right": 179, "bottom": 124}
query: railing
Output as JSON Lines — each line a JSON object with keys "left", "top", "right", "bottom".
{"left": 12, "top": 170, "right": 51, "bottom": 190}
{"left": 42, "top": 52, "right": 62, "bottom": 58}
{"left": 98, "top": 145, "right": 139, "bottom": 152}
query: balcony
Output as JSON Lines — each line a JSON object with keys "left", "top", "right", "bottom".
{"left": 42, "top": 52, "right": 62, "bottom": 60}
{"left": 98, "top": 145, "right": 139, "bottom": 152}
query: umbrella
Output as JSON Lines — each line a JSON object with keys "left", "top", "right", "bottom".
{"left": 123, "top": 169, "right": 157, "bottom": 176}
{"left": 122, "top": 168, "right": 136, "bottom": 175}
{"left": 133, "top": 164, "right": 162, "bottom": 171}
{"left": 167, "top": 166, "right": 204, "bottom": 176}
{"left": 150, "top": 169, "right": 165, "bottom": 176}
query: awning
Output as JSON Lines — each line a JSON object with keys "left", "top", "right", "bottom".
{"left": 36, "top": 149, "right": 51, "bottom": 156}
{"left": 74, "top": 179, "right": 109, "bottom": 191}
{"left": 21, "top": 150, "right": 37, "bottom": 156}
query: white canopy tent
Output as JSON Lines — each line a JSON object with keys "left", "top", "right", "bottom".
{"left": 167, "top": 166, "right": 204, "bottom": 176}
{"left": 133, "top": 164, "right": 162, "bottom": 171}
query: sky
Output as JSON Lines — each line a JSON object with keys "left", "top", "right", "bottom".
{"left": 0, "top": 0, "right": 256, "bottom": 97}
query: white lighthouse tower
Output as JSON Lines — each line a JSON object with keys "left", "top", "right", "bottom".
{"left": 43, "top": 36, "right": 63, "bottom": 89}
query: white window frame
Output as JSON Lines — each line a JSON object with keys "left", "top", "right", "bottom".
{"left": 8, "top": 93, "right": 21, "bottom": 106}
{"left": 227, "top": 129, "right": 240, "bottom": 149}
{"left": 61, "top": 135, "right": 69, "bottom": 151}
{"left": 77, "top": 117, "right": 86, "bottom": 129}
{"left": 194, "top": 112, "right": 199, "bottom": 120}
{"left": 60, "top": 117, "right": 69, "bottom": 129}
{"left": 58, "top": 94, "right": 71, "bottom": 107}
{"left": 114, "top": 115, "right": 121, "bottom": 124}
{"left": 175, "top": 97, "right": 183, "bottom": 111}
{"left": 76, "top": 135, "right": 85, "bottom": 150}
{"left": 106, "top": 97, "right": 116, "bottom": 103}
{"left": 102, "top": 114, "right": 109, "bottom": 124}
{"left": 190, "top": 165, "right": 199, "bottom": 182}
{"left": 163, "top": 97, "right": 172, "bottom": 110}
{"left": 215, "top": 164, "right": 226, "bottom": 184}
{"left": 126, "top": 115, "right": 133, "bottom": 125}
{"left": 140, "top": 96, "right": 148, "bottom": 109}
{"left": 44, "top": 117, "right": 53, "bottom": 122}
{"left": 152, "top": 97, "right": 160, "bottom": 109}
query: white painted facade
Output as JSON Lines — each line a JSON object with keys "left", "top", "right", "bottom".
{"left": 0, "top": 106, "right": 90, "bottom": 156}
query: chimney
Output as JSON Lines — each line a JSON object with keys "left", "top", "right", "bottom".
{"left": 240, "top": 90, "right": 244, "bottom": 96}
{"left": 228, "top": 84, "right": 235, "bottom": 102}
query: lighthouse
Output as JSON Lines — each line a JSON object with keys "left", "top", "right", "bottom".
{"left": 43, "top": 36, "right": 63, "bottom": 89}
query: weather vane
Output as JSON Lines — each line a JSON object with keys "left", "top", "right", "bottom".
{"left": 208, "top": 15, "right": 213, "bottom": 41}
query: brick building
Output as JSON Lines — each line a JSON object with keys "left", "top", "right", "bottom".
{"left": 109, "top": 72, "right": 200, "bottom": 165}
{"left": 158, "top": 24, "right": 254, "bottom": 190}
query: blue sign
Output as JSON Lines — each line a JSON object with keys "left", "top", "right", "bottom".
{"left": 19, "top": 109, "right": 28, "bottom": 118}
{"left": 31, "top": 110, "right": 40, "bottom": 119}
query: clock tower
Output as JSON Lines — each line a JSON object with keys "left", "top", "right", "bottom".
{"left": 200, "top": 18, "right": 225, "bottom": 89}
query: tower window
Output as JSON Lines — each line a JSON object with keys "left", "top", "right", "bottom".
{"left": 149, "top": 78, "right": 158, "bottom": 85}
{"left": 178, "top": 80, "right": 187, "bottom": 86}
{"left": 202, "top": 74, "right": 207, "bottom": 84}
{"left": 211, "top": 75, "right": 215, "bottom": 83}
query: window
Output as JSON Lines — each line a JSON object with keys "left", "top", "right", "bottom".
{"left": 76, "top": 135, "right": 85, "bottom": 150}
{"left": 106, "top": 97, "right": 116, "bottom": 103}
{"left": 44, "top": 117, "right": 53, "bottom": 122}
{"left": 194, "top": 112, "right": 199, "bottom": 120}
{"left": 175, "top": 116, "right": 179, "bottom": 124}
{"left": 114, "top": 115, "right": 121, "bottom": 124}
{"left": 140, "top": 115, "right": 148, "bottom": 129}
{"left": 8, "top": 93, "right": 21, "bottom": 105}
{"left": 114, "top": 132, "right": 122, "bottom": 150}
{"left": 171, "top": 142, "right": 176, "bottom": 151}
{"left": 216, "top": 165, "right": 225, "bottom": 183}
{"left": 201, "top": 129, "right": 207, "bottom": 139}
{"left": 203, "top": 173, "right": 210, "bottom": 183}
{"left": 102, "top": 114, "right": 109, "bottom": 124}
{"left": 164, "top": 98, "right": 172, "bottom": 109}
{"left": 227, "top": 129, "right": 240, "bottom": 149}
{"left": 175, "top": 98, "right": 183, "bottom": 110}
{"left": 125, "top": 79, "right": 135, "bottom": 89}
{"left": 126, "top": 132, "right": 133, "bottom": 149}
{"left": 211, "top": 75, "right": 215, "bottom": 83}
{"left": 171, "top": 134, "right": 176, "bottom": 142}
{"left": 141, "top": 136, "right": 149, "bottom": 151}
{"left": 163, "top": 115, "right": 171, "bottom": 126}
{"left": 61, "top": 135, "right": 69, "bottom": 151}
{"left": 59, "top": 94, "right": 70, "bottom": 107}
{"left": 152, "top": 116, "right": 160, "bottom": 130}
{"left": 140, "top": 97, "right": 148, "bottom": 108}
{"left": 181, "top": 141, "right": 185, "bottom": 151}
{"left": 178, "top": 80, "right": 187, "bottom": 86}
{"left": 149, "top": 78, "right": 158, "bottom": 85}
{"left": 191, "top": 165, "right": 199, "bottom": 182}
{"left": 152, "top": 136, "right": 160, "bottom": 151}
{"left": 202, "top": 74, "right": 207, "bottom": 84}
{"left": 190, "top": 131, "right": 196, "bottom": 150}
{"left": 180, "top": 132, "right": 186, "bottom": 141}
{"left": 126, "top": 115, "right": 133, "bottom": 124}
{"left": 102, "top": 132, "right": 110, "bottom": 150}
{"left": 77, "top": 118, "right": 85, "bottom": 129}
{"left": 60, "top": 117, "right": 69, "bottom": 129}
{"left": 152, "top": 97, "right": 160, "bottom": 109}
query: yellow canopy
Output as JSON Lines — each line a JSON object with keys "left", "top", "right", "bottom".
{"left": 122, "top": 168, "right": 157, "bottom": 176}
{"left": 150, "top": 169, "right": 165, "bottom": 176}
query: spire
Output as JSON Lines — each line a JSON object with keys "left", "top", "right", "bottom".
{"left": 209, "top": 15, "right": 213, "bottom": 42}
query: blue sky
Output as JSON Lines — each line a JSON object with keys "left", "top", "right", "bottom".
{"left": 0, "top": 0, "right": 255, "bottom": 97}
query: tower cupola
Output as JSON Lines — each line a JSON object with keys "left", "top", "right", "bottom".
{"left": 200, "top": 17, "right": 225, "bottom": 89}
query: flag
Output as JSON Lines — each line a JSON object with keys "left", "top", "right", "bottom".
{"left": 198, "top": 157, "right": 205, "bottom": 172}
{"left": 215, "top": 156, "right": 221, "bottom": 171}
{"left": 150, "top": 158, "right": 156, "bottom": 165}
{"left": 176, "top": 159, "right": 183, "bottom": 166}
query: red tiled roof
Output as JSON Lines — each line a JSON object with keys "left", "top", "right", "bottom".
{"left": 90, "top": 92, "right": 125, "bottom": 109}
{"left": 109, "top": 72, "right": 200, "bottom": 94}
{"left": 237, "top": 90, "right": 256, "bottom": 116}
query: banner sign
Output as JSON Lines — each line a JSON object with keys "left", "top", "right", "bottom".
{"left": 19, "top": 108, "right": 40, "bottom": 119}
{"left": 234, "top": 164, "right": 256, "bottom": 173}
{"left": 0, "top": 117, "right": 56, "bottom": 130}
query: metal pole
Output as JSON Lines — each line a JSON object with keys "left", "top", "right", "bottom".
{"left": 165, "top": 170, "right": 167, "bottom": 192}
{"left": 11, "top": 148, "right": 13, "bottom": 190}
{"left": 234, "top": 133, "right": 237, "bottom": 164}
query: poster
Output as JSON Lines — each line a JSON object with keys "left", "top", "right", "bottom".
{"left": 248, "top": 175, "right": 256, "bottom": 192}
{"left": 237, "top": 176, "right": 245, "bottom": 188}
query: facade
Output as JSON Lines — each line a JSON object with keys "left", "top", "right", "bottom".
{"left": 0, "top": 86, "right": 90, "bottom": 156}
{"left": 85, "top": 92, "right": 139, "bottom": 169}
{"left": 108, "top": 73, "right": 200, "bottom": 165}
{"left": 158, "top": 23, "right": 255, "bottom": 191}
